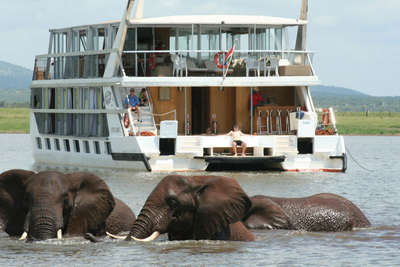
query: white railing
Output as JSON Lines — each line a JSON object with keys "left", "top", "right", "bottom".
{"left": 33, "top": 48, "right": 316, "bottom": 80}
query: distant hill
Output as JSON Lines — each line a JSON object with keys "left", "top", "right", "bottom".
{"left": 311, "top": 86, "right": 400, "bottom": 112}
{"left": 310, "top": 85, "right": 370, "bottom": 97}
{"left": 0, "top": 60, "right": 32, "bottom": 89}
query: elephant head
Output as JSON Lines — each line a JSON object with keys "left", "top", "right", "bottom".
{"left": 124, "top": 175, "right": 253, "bottom": 242}
{"left": 242, "top": 194, "right": 371, "bottom": 232}
{"left": 0, "top": 169, "right": 129, "bottom": 241}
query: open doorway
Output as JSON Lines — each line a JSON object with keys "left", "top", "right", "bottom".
{"left": 191, "top": 87, "right": 210, "bottom": 135}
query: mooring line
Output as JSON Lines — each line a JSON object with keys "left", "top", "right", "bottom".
{"left": 345, "top": 144, "right": 374, "bottom": 172}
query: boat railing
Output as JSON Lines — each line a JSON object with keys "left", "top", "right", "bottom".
{"left": 32, "top": 49, "right": 316, "bottom": 81}
{"left": 146, "top": 88, "right": 157, "bottom": 131}
{"left": 152, "top": 110, "right": 177, "bottom": 124}
{"left": 32, "top": 48, "right": 122, "bottom": 81}
{"left": 315, "top": 107, "right": 338, "bottom": 135}
{"left": 123, "top": 49, "right": 316, "bottom": 77}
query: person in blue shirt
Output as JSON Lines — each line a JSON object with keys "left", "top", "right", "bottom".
{"left": 125, "top": 88, "right": 142, "bottom": 122}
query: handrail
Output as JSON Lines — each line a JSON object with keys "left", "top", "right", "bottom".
{"left": 150, "top": 110, "right": 177, "bottom": 120}
{"left": 33, "top": 48, "right": 316, "bottom": 80}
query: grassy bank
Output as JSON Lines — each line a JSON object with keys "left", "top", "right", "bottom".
{"left": 1, "top": 108, "right": 400, "bottom": 135}
{"left": 0, "top": 108, "right": 30, "bottom": 133}
{"left": 335, "top": 112, "right": 400, "bottom": 135}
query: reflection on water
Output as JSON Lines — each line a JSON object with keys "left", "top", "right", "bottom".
{"left": 1, "top": 134, "right": 400, "bottom": 266}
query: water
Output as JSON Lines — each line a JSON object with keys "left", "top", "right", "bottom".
{"left": 1, "top": 134, "right": 399, "bottom": 266}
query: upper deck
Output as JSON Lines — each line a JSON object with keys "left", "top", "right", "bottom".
{"left": 32, "top": 11, "right": 318, "bottom": 88}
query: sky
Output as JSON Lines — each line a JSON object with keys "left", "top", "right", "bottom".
{"left": 0, "top": 0, "right": 399, "bottom": 96}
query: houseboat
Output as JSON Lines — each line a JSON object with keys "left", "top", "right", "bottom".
{"left": 30, "top": 0, "right": 347, "bottom": 172}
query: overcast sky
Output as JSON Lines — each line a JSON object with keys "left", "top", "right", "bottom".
{"left": 1, "top": 0, "right": 399, "bottom": 96}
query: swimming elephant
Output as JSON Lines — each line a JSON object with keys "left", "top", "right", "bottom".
{"left": 110, "top": 175, "right": 254, "bottom": 242}
{"left": 242, "top": 194, "right": 371, "bottom": 232}
{"left": 0, "top": 169, "right": 136, "bottom": 241}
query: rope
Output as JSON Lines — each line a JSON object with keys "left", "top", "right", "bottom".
{"left": 345, "top": 144, "right": 374, "bottom": 172}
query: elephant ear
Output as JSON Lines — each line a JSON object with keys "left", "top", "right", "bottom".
{"left": 242, "top": 195, "right": 290, "bottom": 230}
{"left": 192, "top": 176, "right": 252, "bottom": 240}
{"left": 66, "top": 172, "right": 115, "bottom": 235}
{"left": 0, "top": 169, "right": 34, "bottom": 236}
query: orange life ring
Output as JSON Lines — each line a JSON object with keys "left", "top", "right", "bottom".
{"left": 124, "top": 113, "right": 129, "bottom": 128}
{"left": 149, "top": 53, "right": 156, "bottom": 70}
{"left": 214, "top": 52, "right": 227, "bottom": 69}
{"left": 322, "top": 109, "right": 330, "bottom": 127}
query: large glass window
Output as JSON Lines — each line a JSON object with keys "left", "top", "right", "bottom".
{"left": 33, "top": 87, "right": 108, "bottom": 137}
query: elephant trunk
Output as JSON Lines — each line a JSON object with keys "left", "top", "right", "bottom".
{"left": 26, "top": 203, "right": 64, "bottom": 241}
{"left": 126, "top": 205, "right": 167, "bottom": 241}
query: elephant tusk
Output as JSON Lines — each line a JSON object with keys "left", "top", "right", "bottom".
{"left": 19, "top": 232, "right": 28, "bottom": 240}
{"left": 57, "top": 229, "right": 62, "bottom": 239}
{"left": 106, "top": 232, "right": 127, "bottom": 239}
{"left": 131, "top": 231, "right": 160, "bottom": 242}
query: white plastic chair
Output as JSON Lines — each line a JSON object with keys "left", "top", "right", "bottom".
{"left": 245, "top": 58, "right": 260, "bottom": 77}
{"left": 267, "top": 57, "right": 280, "bottom": 76}
{"left": 171, "top": 54, "right": 187, "bottom": 77}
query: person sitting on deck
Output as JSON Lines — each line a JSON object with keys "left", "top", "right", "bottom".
{"left": 225, "top": 124, "right": 249, "bottom": 156}
{"left": 139, "top": 88, "right": 150, "bottom": 106}
{"left": 125, "top": 88, "right": 142, "bottom": 123}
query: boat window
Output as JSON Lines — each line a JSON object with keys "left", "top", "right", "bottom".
{"left": 45, "top": 138, "right": 51, "bottom": 150}
{"left": 54, "top": 139, "right": 60, "bottom": 151}
{"left": 36, "top": 138, "right": 42, "bottom": 150}
{"left": 105, "top": 142, "right": 112, "bottom": 155}
{"left": 159, "top": 87, "right": 171, "bottom": 101}
{"left": 74, "top": 140, "right": 80, "bottom": 153}
{"left": 124, "top": 28, "right": 136, "bottom": 51}
{"left": 34, "top": 87, "right": 108, "bottom": 137}
{"left": 204, "top": 29, "right": 220, "bottom": 59}
{"left": 64, "top": 139, "right": 71, "bottom": 152}
{"left": 94, "top": 141, "right": 101, "bottom": 154}
{"left": 84, "top": 141, "right": 90, "bottom": 153}
{"left": 31, "top": 88, "right": 43, "bottom": 108}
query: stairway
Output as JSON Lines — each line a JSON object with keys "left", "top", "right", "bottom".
{"left": 177, "top": 136, "right": 203, "bottom": 156}
{"left": 274, "top": 136, "right": 297, "bottom": 155}
{"left": 133, "top": 105, "right": 157, "bottom": 135}
{"left": 116, "top": 87, "right": 157, "bottom": 136}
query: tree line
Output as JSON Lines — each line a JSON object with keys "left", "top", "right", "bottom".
{"left": 313, "top": 96, "right": 400, "bottom": 112}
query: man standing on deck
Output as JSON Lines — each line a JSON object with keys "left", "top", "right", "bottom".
{"left": 249, "top": 87, "right": 263, "bottom": 114}
{"left": 125, "top": 88, "right": 142, "bottom": 123}
{"left": 225, "top": 124, "right": 249, "bottom": 156}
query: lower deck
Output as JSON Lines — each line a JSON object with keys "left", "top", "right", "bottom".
{"left": 31, "top": 125, "right": 347, "bottom": 172}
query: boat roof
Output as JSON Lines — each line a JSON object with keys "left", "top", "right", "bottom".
{"left": 128, "top": 15, "right": 308, "bottom": 27}
{"left": 51, "top": 14, "right": 307, "bottom": 32}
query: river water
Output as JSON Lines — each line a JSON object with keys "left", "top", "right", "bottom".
{"left": 0, "top": 134, "right": 399, "bottom": 266}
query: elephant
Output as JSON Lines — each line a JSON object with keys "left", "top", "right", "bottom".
{"left": 111, "top": 175, "right": 255, "bottom": 242}
{"left": 242, "top": 194, "right": 371, "bottom": 232}
{"left": 0, "top": 169, "right": 136, "bottom": 241}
